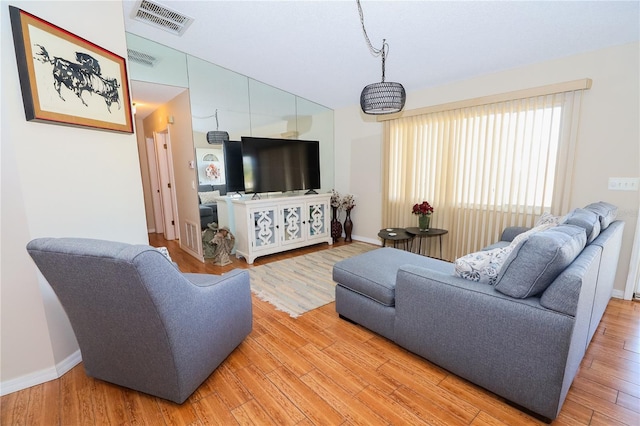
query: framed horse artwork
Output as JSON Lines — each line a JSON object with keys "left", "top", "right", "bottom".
{"left": 9, "top": 6, "right": 133, "bottom": 133}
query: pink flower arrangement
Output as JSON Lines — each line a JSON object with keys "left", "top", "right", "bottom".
{"left": 205, "top": 163, "right": 220, "bottom": 179}
{"left": 412, "top": 201, "right": 434, "bottom": 216}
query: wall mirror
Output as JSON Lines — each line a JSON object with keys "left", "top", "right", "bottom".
{"left": 126, "top": 32, "right": 334, "bottom": 259}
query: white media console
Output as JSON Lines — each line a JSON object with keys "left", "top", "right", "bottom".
{"left": 216, "top": 193, "right": 332, "bottom": 264}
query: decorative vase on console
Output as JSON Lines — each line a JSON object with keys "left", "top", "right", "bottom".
{"left": 343, "top": 209, "right": 353, "bottom": 242}
{"left": 412, "top": 200, "right": 434, "bottom": 231}
{"left": 330, "top": 189, "right": 342, "bottom": 242}
{"left": 331, "top": 206, "right": 342, "bottom": 242}
{"left": 341, "top": 194, "right": 355, "bottom": 243}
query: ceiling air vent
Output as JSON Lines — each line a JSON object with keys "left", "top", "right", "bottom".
{"left": 132, "top": 0, "right": 194, "bottom": 36}
{"left": 127, "top": 49, "right": 158, "bottom": 67}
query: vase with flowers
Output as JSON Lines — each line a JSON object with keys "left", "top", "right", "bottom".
{"left": 341, "top": 194, "right": 356, "bottom": 242}
{"left": 412, "top": 201, "right": 434, "bottom": 231}
{"left": 330, "top": 189, "right": 342, "bottom": 242}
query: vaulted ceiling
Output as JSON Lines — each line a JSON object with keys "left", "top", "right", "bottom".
{"left": 122, "top": 0, "right": 640, "bottom": 111}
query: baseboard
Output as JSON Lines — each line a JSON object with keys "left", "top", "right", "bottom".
{"left": 351, "top": 235, "right": 382, "bottom": 246}
{"left": 612, "top": 289, "right": 625, "bottom": 299}
{"left": 0, "top": 349, "right": 81, "bottom": 396}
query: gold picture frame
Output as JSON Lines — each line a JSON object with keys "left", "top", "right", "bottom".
{"left": 9, "top": 6, "right": 133, "bottom": 133}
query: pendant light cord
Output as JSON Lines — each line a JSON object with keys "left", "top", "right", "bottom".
{"left": 357, "top": 0, "right": 389, "bottom": 82}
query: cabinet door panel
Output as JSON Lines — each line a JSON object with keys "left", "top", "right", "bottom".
{"left": 281, "top": 205, "right": 304, "bottom": 246}
{"left": 251, "top": 207, "right": 278, "bottom": 250}
{"left": 307, "top": 201, "right": 329, "bottom": 240}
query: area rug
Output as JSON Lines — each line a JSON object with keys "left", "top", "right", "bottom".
{"left": 247, "top": 242, "right": 376, "bottom": 318}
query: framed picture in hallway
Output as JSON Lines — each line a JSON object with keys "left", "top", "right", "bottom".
{"left": 9, "top": 6, "right": 134, "bottom": 133}
{"left": 196, "top": 147, "right": 226, "bottom": 185}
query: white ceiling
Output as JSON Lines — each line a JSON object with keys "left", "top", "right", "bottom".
{"left": 123, "top": 0, "right": 640, "bottom": 112}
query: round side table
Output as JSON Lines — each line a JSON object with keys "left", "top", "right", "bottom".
{"left": 404, "top": 227, "right": 448, "bottom": 259}
{"left": 378, "top": 228, "right": 413, "bottom": 251}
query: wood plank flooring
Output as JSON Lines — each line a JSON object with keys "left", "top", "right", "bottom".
{"left": 2, "top": 234, "right": 639, "bottom": 425}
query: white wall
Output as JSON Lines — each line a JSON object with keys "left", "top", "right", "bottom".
{"left": 335, "top": 42, "right": 640, "bottom": 296}
{"left": 1, "top": 0, "right": 148, "bottom": 394}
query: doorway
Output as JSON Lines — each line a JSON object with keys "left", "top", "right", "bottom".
{"left": 153, "top": 129, "right": 178, "bottom": 241}
{"left": 145, "top": 136, "right": 163, "bottom": 235}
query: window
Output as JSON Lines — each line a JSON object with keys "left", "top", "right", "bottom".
{"left": 451, "top": 102, "right": 562, "bottom": 210}
{"left": 382, "top": 80, "right": 589, "bottom": 259}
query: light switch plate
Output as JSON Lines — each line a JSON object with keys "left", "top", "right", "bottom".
{"left": 608, "top": 177, "right": 639, "bottom": 191}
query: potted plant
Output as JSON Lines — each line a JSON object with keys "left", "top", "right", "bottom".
{"left": 412, "top": 201, "right": 434, "bottom": 231}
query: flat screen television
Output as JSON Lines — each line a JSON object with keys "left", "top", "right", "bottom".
{"left": 222, "top": 140, "right": 245, "bottom": 193}
{"left": 241, "top": 136, "right": 321, "bottom": 194}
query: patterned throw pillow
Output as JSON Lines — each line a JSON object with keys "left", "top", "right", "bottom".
{"left": 156, "top": 247, "right": 172, "bottom": 261}
{"left": 535, "top": 212, "right": 565, "bottom": 226}
{"left": 199, "top": 190, "right": 220, "bottom": 204}
{"left": 454, "top": 245, "right": 515, "bottom": 285}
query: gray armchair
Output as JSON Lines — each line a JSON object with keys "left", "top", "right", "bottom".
{"left": 26, "top": 237, "right": 252, "bottom": 404}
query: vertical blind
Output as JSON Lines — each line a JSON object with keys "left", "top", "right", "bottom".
{"left": 382, "top": 80, "right": 590, "bottom": 260}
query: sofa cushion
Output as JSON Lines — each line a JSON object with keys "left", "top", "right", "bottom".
{"left": 494, "top": 225, "right": 587, "bottom": 298}
{"left": 199, "top": 190, "right": 220, "bottom": 204}
{"left": 563, "top": 208, "right": 600, "bottom": 243}
{"left": 584, "top": 201, "right": 618, "bottom": 230}
{"left": 333, "top": 247, "right": 452, "bottom": 306}
{"left": 540, "top": 244, "right": 600, "bottom": 316}
{"left": 456, "top": 223, "right": 555, "bottom": 285}
{"left": 199, "top": 205, "right": 213, "bottom": 218}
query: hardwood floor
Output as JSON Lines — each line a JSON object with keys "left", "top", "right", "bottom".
{"left": 2, "top": 234, "right": 639, "bottom": 425}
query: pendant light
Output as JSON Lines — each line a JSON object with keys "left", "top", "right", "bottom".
{"left": 357, "top": 0, "right": 406, "bottom": 115}
{"left": 206, "top": 109, "right": 229, "bottom": 144}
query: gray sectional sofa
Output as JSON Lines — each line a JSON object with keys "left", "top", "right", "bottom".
{"left": 333, "top": 202, "right": 624, "bottom": 421}
{"left": 199, "top": 184, "right": 227, "bottom": 229}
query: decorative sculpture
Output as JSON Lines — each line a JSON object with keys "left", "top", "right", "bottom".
{"left": 210, "top": 227, "right": 235, "bottom": 266}
{"left": 202, "top": 223, "right": 235, "bottom": 265}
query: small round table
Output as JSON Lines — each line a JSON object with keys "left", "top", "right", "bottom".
{"left": 405, "top": 227, "right": 448, "bottom": 259}
{"left": 378, "top": 228, "right": 413, "bottom": 251}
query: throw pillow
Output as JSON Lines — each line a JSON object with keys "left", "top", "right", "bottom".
{"left": 563, "top": 208, "right": 601, "bottom": 243}
{"left": 454, "top": 245, "right": 514, "bottom": 285}
{"left": 156, "top": 247, "right": 172, "bottom": 261}
{"left": 584, "top": 201, "right": 618, "bottom": 230}
{"left": 510, "top": 222, "right": 557, "bottom": 245}
{"left": 454, "top": 223, "right": 555, "bottom": 285}
{"left": 494, "top": 225, "right": 587, "bottom": 299}
{"left": 199, "top": 190, "right": 220, "bottom": 204}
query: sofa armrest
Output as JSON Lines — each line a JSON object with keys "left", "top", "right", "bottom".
{"left": 150, "top": 268, "right": 252, "bottom": 394}
{"left": 182, "top": 269, "right": 246, "bottom": 287}
{"left": 500, "top": 226, "right": 531, "bottom": 242}
{"left": 394, "top": 265, "right": 574, "bottom": 420}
